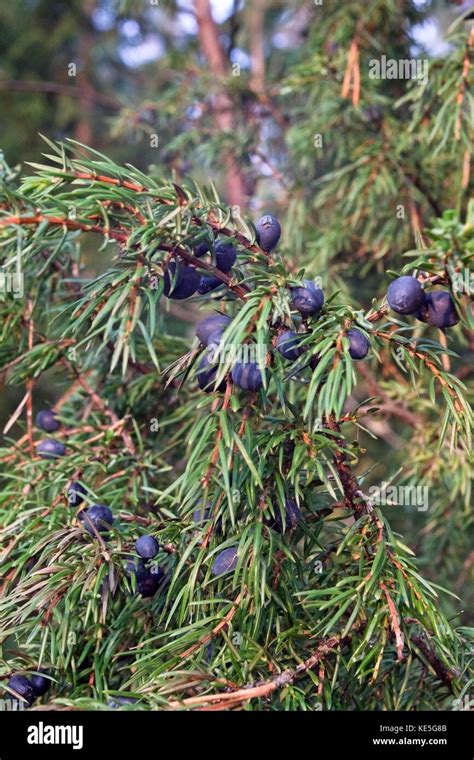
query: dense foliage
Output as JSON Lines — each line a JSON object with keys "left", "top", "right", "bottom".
{"left": 0, "top": 0, "right": 472, "bottom": 711}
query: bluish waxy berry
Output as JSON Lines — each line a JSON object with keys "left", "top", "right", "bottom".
{"left": 194, "top": 241, "right": 210, "bottom": 258}
{"left": 36, "top": 439, "right": 66, "bottom": 459}
{"left": 215, "top": 241, "right": 237, "bottom": 273}
{"left": 192, "top": 502, "right": 222, "bottom": 533}
{"left": 125, "top": 556, "right": 145, "bottom": 580}
{"left": 82, "top": 504, "right": 114, "bottom": 536}
{"left": 6, "top": 675, "right": 35, "bottom": 706}
{"left": 108, "top": 696, "right": 138, "bottom": 708}
{"left": 128, "top": 558, "right": 164, "bottom": 598}
{"left": 137, "top": 570, "right": 164, "bottom": 598}
{"left": 416, "top": 291, "right": 459, "bottom": 328}
{"left": 193, "top": 503, "right": 212, "bottom": 523}
{"left": 163, "top": 261, "right": 200, "bottom": 300}
{"left": 211, "top": 546, "right": 238, "bottom": 577}
{"left": 256, "top": 214, "right": 281, "bottom": 252}
{"left": 347, "top": 328, "right": 370, "bottom": 360}
{"left": 67, "top": 481, "right": 87, "bottom": 507}
{"left": 205, "top": 642, "right": 214, "bottom": 664}
{"left": 231, "top": 361, "right": 265, "bottom": 391}
{"left": 35, "top": 409, "right": 60, "bottom": 433}
{"left": 291, "top": 280, "right": 324, "bottom": 317}
{"left": 196, "top": 352, "right": 227, "bottom": 393}
{"left": 387, "top": 276, "right": 425, "bottom": 315}
{"left": 135, "top": 535, "right": 159, "bottom": 559}
{"left": 197, "top": 275, "right": 224, "bottom": 295}
{"left": 207, "top": 330, "right": 224, "bottom": 353}
{"left": 270, "top": 498, "right": 302, "bottom": 533}
{"left": 30, "top": 671, "right": 50, "bottom": 697}
{"left": 362, "top": 106, "right": 383, "bottom": 127}
{"left": 196, "top": 314, "right": 231, "bottom": 345}
{"left": 276, "top": 331, "right": 305, "bottom": 361}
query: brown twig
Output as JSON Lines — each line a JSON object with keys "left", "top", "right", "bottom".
{"left": 59, "top": 356, "right": 136, "bottom": 456}
{"left": 375, "top": 331, "right": 464, "bottom": 413}
{"left": 380, "top": 582, "right": 404, "bottom": 662}
{"left": 179, "top": 591, "right": 245, "bottom": 660}
{"left": 1, "top": 208, "right": 252, "bottom": 300}
{"left": 201, "top": 380, "right": 233, "bottom": 488}
{"left": 410, "top": 633, "right": 457, "bottom": 692}
{"left": 326, "top": 416, "right": 370, "bottom": 520}
{"left": 0, "top": 214, "right": 127, "bottom": 242}
{"left": 168, "top": 633, "right": 345, "bottom": 709}
{"left": 45, "top": 166, "right": 263, "bottom": 256}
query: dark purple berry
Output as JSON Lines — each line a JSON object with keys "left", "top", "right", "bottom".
{"left": 194, "top": 241, "right": 210, "bottom": 258}
{"left": 196, "top": 352, "right": 227, "bottom": 393}
{"left": 270, "top": 498, "right": 302, "bottom": 533}
{"left": 135, "top": 535, "right": 159, "bottom": 559}
{"left": 215, "top": 241, "right": 237, "bottom": 273}
{"left": 416, "top": 291, "right": 459, "bottom": 328}
{"left": 36, "top": 439, "right": 66, "bottom": 459}
{"left": 387, "top": 276, "right": 425, "bottom": 315}
{"left": 125, "top": 557, "right": 147, "bottom": 581}
{"left": 196, "top": 314, "right": 231, "bottom": 345}
{"left": 193, "top": 503, "right": 212, "bottom": 523}
{"left": 163, "top": 261, "right": 200, "bottom": 299}
{"left": 137, "top": 569, "right": 164, "bottom": 598}
{"left": 193, "top": 502, "right": 222, "bottom": 533}
{"left": 347, "top": 329, "right": 370, "bottom": 360}
{"left": 291, "top": 280, "right": 324, "bottom": 317}
{"left": 35, "top": 409, "right": 60, "bottom": 433}
{"left": 276, "top": 331, "right": 305, "bottom": 361}
{"left": 128, "top": 558, "right": 164, "bottom": 598}
{"left": 197, "top": 275, "right": 224, "bottom": 295}
{"left": 30, "top": 671, "right": 50, "bottom": 697}
{"left": 107, "top": 696, "right": 138, "bottom": 708}
{"left": 211, "top": 546, "right": 238, "bottom": 577}
{"left": 256, "top": 215, "right": 281, "bottom": 252}
{"left": 67, "top": 481, "right": 87, "bottom": 507}
{"left": 231, "top": 361, "right": 265, "bottom": 391}
{"left": 6, "top": 675, "right": 35, "bottom": 706}
{"left": 207, "top": 330, "right": 224, "bottom": 352}
{"left": 82, "top": 504, "right": 114, "bottom": 536}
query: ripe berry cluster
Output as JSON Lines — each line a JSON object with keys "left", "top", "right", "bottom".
{"left": 35, "top": 409, "right": 65, "bottom": 459}
{"left": 191, "top": 218, "right": 460, "bottom": 396}
{"left": 190, "top": 214, "right": 379, "bottom": 393}
{"left": 5, "top": 672, "right": 50, "bottom": 707}
{"left": 387, "top": 275, "right": 459, "bottom": 327}
{"left": 65, "top": 474, "right": 115, "bottom": 537}
{"left": 194, "top": 281, "right": 367, "bottom": 395}
{"left": 127, "top": 535, "right": 164, "bottom": 598}
{"left": 164, "top": 240, "right": 238, "bottom": 299}
{"left": 24, "top": 215, "right": 462, "bottom": 699}
{"left": 72, "top": 493, "right": 165, "bottom": 598}
{"left": 160, "top": 214, "right": 281, "bottom": 301}
{"left": 34, "top": 409, "right": 166, "bottom": 602}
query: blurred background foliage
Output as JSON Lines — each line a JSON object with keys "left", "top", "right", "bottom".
{"left": 0, "top": 0, "right": 472, "bottom": 625}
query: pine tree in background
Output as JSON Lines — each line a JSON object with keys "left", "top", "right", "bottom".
{"left": 0, "top": 0, "right": 472, "bottom": 711}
